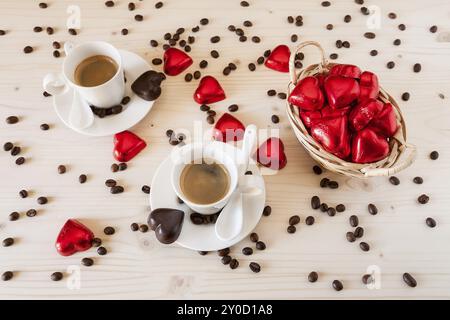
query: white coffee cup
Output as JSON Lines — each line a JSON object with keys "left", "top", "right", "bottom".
{"left": 171, "top": 142, "right": 239, "bottom": 215}
{"left": 43, "top": 41, "right": 125, "bottom": 108}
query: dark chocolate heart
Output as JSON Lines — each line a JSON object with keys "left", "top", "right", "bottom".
{"left": 131, "top": 70, "right": 166, "bottom": 101}
{"left": 148, "top": 208, "right": 184, "bottom": 244}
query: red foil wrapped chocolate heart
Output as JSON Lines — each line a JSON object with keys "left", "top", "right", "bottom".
{"left": 255, "top": 137, "right": 287, "bottom": 170}
{"left": 329, "top": 64, "right": 362, "bottom": 79}
{"left": 55, "top": 219, "right": 94, "bottom": 256}
{"left": 163, "top": 48, "right": 193, "bottom": 76}
{"left": 264, "top": 45, "right": 290, "bottom": 73}
{"left": 321, "top": 105, "right": 351, "bottom": 119}
{"left": 368, "top": 103, "right": 399, "bottom": 138}
{"left": 288, "top": 76, "right": 325, "bottom": 111}
{"left": 113, "top": 130, "right": 147, "bottom": 162}
{"left": 300, "top": 110, "right": 322, "bottom": 128}
{"left": 213, "top": 113, "right": 245, "bottom": 142}
{"left": 324, "top": 75, "right": 360, "bottom": 109}
{"left": 194, "top": 76, "right": 226, "bottom": 104}
{"left": 351, "top": 128, "right": 389, "bottom": 163}
{"left": 311, "top": 115, "right": 351, "bottom": 159}
{"left": 359, "top": 71, "right": 379, "bottom": 101}
{"left": 349, "top": 99, "right": 383, "bottom": 131}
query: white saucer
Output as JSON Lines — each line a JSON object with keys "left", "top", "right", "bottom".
{"left": 53, "top": 50, "right": 155, "bottom": 136}
{"left": 149, "top": 143, "right": 266, "bottom": 251}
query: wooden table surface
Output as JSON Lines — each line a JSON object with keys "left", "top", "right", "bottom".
{"left": 0, "top": 0, "right": 449, "bottom": 300}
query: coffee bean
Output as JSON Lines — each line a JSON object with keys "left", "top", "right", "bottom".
{"left": 271, "top": 115, "right": 280, "bottom": 124}
{"left": 191, "top": 26, "right": 200, "bottom": 33}
{"left": 346, "top": 232, "right": 356, "bottom": 243}
{"left": 105, "top": 179, "right": 117, "bottom": 188}
{"left": 50, "top": 272, "right": 63, "bottom": 281}
{"left": 334, "top": 204, "right": 345, "bottom": 213}
{"left": 320, "top": 177, "right": 330, "bottom": 188}
{"left": 81, "top": 257, "right": 94, "bottom": 267}
{"left": 240, "top": 1, "right": 249, "bottom": 7}
{"left": 344, "top": 15, "right": 352, "bottom": 23}
{"left": 389, "top": 176, "right": 400, "bottom": 185}
{"left": 425, "top": 217, "right": 436, "bottom": 228}
{"left": 289, "top": 215, "right": 300, "bottom": 226}
{"left": 92, "top": 238, "right": 102, "bottom": 247}
{"left": 250, "top": 232, "right": 259, "bottom": 243}
{"left": 398, "top": 24, "right": 406, "bottom": 31}
{"left": 184, "top": 73, "right": 193, "bottom": 82}
{"left": 26, "top": 209, "right": 37, "bottom": 217}
{"left": 230, "top": 259, "right": 239, "bottom": 269}
{"left": 68, "top": 28, "right": 77, "bottom": 35}
{"left": 403, "top": 273, "right": 417, "bottom": 287}
{"left": 23, "top": 45, "right": 33, "bottom": 54}
{"left": 211, "top": 50, "right": 219, "bottom": 59}
{"left": 219, "top": 255, "right": 231, "bottom": 265}
{"left": 359, "top": 242, "right": 370, "bottom": 252}
{"left": 104, "top": 226, "right": 115, "bottom": 235}
{"left": 235, "top": 28, "right": 244, "bottom": 36}
{"left": 251, "top": 36, "right": 261, "bottom": 43}
{"left": 97, "top": 247, "right": 107, "bottom": 256}
{"left": 105, "top": 0, "right": 114, "bottom": 7}
{"left": 370, "top": 49, "right": 378, "bottom": 56}
{"left": 118, "top": 162, "right": 127, "bottom": 171}
{"left": 15, "top": 157, "right": 25, "bottom": 165}
{"left": 3, "top": 142, "right": 13, "bottom": 151}
{"left": 6, "top": 116, "right": 19, "bottom": 124}
{"left": 267, "top": 89, "right": 276, "bottom": 96}
{"left": 2, "top": 237, "right": 14, "bottom": 247}
{"left": 368, "top": 203, "right": 378, "bottom": 215}
{"left": 262, "top": 205, "right": 271, "bottom": 216}
{"left": 328, "top": 181, "right": 339, "bottom": 189}
{"left": 58, "top": 165, "right": 66, "bottom": 174}
{"left": 53, "top": 50, "right": 61, "bottom": 58}
{"left": 349, "top": 215, "right": 359, "bottom": 227}
{"left": 242, "top": 247, "right": 253, "bottom": 256}
{"left": 387, "top": 61, "right": 395, "bottom": 69}
{"left": 248, "top": 63, "right": 256, "bottom": 71}
{"left": 354, "top": 226, "right": 364, "bottom": 238}
{"left": 332, "top": 280, "right": 343, "bottom": 291}
{"left": 239, "top": 35, "right": 247, "bottom": 42}
{"left": 287, "top": 16, "right": 294, "bottom": 24}
{"left": 312, "top": 165, "right": 322, "bottom": 175}
{"left": 364, "top": 32, "right": 376, "bottom": 39}
{"left": 121, "top": 28, "right": 128, "bottom": 35}
{"left": 210, "top": 36, "right": 220, "bottom": 43}
{"left": 326, "top": 23, "right": 333, "bottom": 30}
{"left": 327, "top": 207, "right": 336, "bottom": 217}
{"left": 200, "top": 18, "right": 209, "bottom": 25}
{"left": 139, "top": 224, "right": 149, "bottom": 233}
{"left": 40, "top": 123, "right": 50, "bottom": 130}
{"left": 152, "top": 58, "right": 162, "bottom": 65}
{"left": 46, "top": 27, "right": 54, "bottom": 35}
{"left": 401, "top": 92, "right": 410, "bottom": 101}
{"left": 430, "top": 25, "right": 438, "bottom": 33}
{"left": 197, "top": 251, "right": 208, "bottom": 256}
{"left": 329, "top": 53, "right": 338, "bottom": 60}
{"left": 134, "top": 14, "right": 143, "bottom": 21}
{"left": 218, "top": 248, "right": 230, "bottom": 257}
{"left": 222, "top": 67, "right": 231, "bottom": 76}
{"left": 305, "top": 216, "right": 315, "bottom": 226}
{"left": 413, "top": 63, "right": 422, "bottom": 73}
{"left": 193, "top": 71, "right": 201, "bottom": 79}
{"left": 228, "top": 62, "right": 237, "bottom": 71}
{"left": 228, "top": 104, "right": 238, "bottom": 112}
{"left": 388, "top": 12, "right": 397, "bottom": 19}
{"left": 0, "top": 30, "right": 5, "bottom": 36}
{"left": 277, "top": 92, "right": 287, "bottom": 100}
{"left": 413, "top": 176, "right": 423, "bottom": 184}
{"left": 155, "top": 1, "right": 163, "bottom": 9}
{"left": 11, "top": 146, "right": 21, "bottom": 156}
{"left": 76, "top": 174, "right": 87, "bottom": 184}
{"left": 256, "top": 241, "right": 266, "bottom": 250}
{"left": 37, "top": 196, "right": 48, "bottom": 205}
{"left": 320, "top": 203, "right": 328, "bottom": 212}
{"left": 321, "top": 1, "right": 331, "bottom": 7}
{"left": 263, "top": 49, "right": 271, "bottom": 58}
{"left": 249, "top": 262, "right": 261, "bottom": 273}
{"left": 287, "top": 225, "right": 296, "bottom": 234}
{"left": 206, "top": 115, "right": 215, "bottom": 125}
{"left": 360, "top": 7, "right": 369, "bottom": 15}
{"left": 130, "top": 223, "right": 139, "bottom": 232}
{"left": 418, "top": 194, "right": 429, "bottom": 204}
{"left": 9, "top": 212, "right": 19, "bottom": 221}
{"left": 429, "top": 151, "right": 439, "bottom": 160}
{"left": 393, "top": 39, "right": 401, "bottom": 46}
{"left": 33, "top": 26, "right": 43, "bottom": 32}
{"left": 362, "top": 274, "right": 373, "bottom": 285}
{"left": 1, "top": 271, "right": 13, "bottom": 281}
{"left": 141, "top": 185, "right": 151, "bottom": 194}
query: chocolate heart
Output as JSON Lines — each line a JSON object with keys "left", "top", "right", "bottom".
{"left": 163, "top": 48, "right": 193, "bottom": 76}
{"left": 324, "top": 75, "right": 360, "bottom": 109}
{"left": 299, "top": 110, "right": 322, "bottom": 128}
{"left": 131, "top": 70, "right": 166, "bottom": 101}
{"left": 254, "top": 137, "right": 287, "bottom": 170}
{"left": 194, "top": 76, "right": 226, "bottom": 104}
{"left": 351, "top": 128, "right": 389, "bottom": 163}
{"left": 213, "top": 113, "right": 245, "bottom": 142}
{"left": 55, "top": 219, "right": 94, "bottom": 256}
{"left": 113, "top": 130, "right": 147, "bottom": 162}
{"left": 349, "top": 99, "right": 383, "bottom": 131}
{"left": 368, "top": 103, "right": 399, "bottom": 138}
{"left": 288, "top": 76, "right": 325, "bottom": 111}
{"left": 329, "top": 64, "right": 362, "bottom": 79}
{"left": 359, "top": 71, "right": 379, "bottom": 101}
{"left": 264, "top": 45, "right": 290, "bottom": 73}
{"left": 148, "top": 208, "right": 184, "bottom": 244}
{"left": 321, "top": 105, "right": 351, "bottom": 119}
{"left": 311, "top": 115, "right": 351, "bottom": 159}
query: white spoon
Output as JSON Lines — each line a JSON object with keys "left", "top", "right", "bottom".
{"left": 215, "top": 125, "right": 258, "bottom": 241}
{"left": 68, "top": 90, "right": 94, "bottom": 130}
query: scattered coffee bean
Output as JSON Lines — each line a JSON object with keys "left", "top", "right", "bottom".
{"left": 184, "top": 73, "right": 193, "bottom": 82}
{"left": 389, "top": 176, "right": 400, "bottom": 185}
{"left": 368, "top": 203, "right": 378, "bottom": 215}
{"left": 413, "top": 63, "right": 422, "bottom": 73}
{"left": 271, "top": 115, "right": 280, "bottom": 124}
{"left": 105, "top": 179, "right": 117, "bottom": 187}
{"left": 327, "top": 207, "right": 336, "bottom": 217}
{"left": 413, "top": 176, "right": 423, "bottom": 184}
{"left": 250, "top": 232, "right": 259, "bottom": 243}
{"left": 429, "top": 25, "right": 438, "bottom": 33}
{"left": 328, "top": 181, "right": 339, "bottom": 189}
{"left": 429, "top": 151, "right": 439, "bottom": 160}
{"left": 360, "top": 7, "right": 369, "bottom": 15}
{"left": 321, "top": 1, "right": 331, "bottom": 7}
{"left": 256, "top": 241, "right": 266, "bottom": 250}
{"left": 398, "top": 24, "right": 406, "bottom": 31}
{"left": 200, "top": 18, "right": 209, "bottom": 25}
{"left": 9, "top": 212, "right": 20, "bottom": 221}
{"left": 354, "top": 226, "right": 364, "bottom": 238}
{"left": 33, "top": 26, "right": 43, "bottom": 33}
{"left": 134, "top": 14, "right": 143, "bottom": 21}
{"left": 15, "top": 157, "right": 25, "bottom": 165}
{"left": 97, "top": 247, "right": 107, "bottom": 256}
{"left": 46, "top": 27, "right": 54, "bottom": 35}
{"left": 19, "top": 189, "right": 28, "bottom": 198}
{"left": 23, "top": 46, "right": 33, "bottom": 54}
{"left": 193, "top": 71, "right": 201, "bottom": 79}
{"left": 426, "top": 217, "right": 436, "bottom": 228}
{"left": 206, "top": 115, "right": 215, "bottom": 125}
{"left": 257, "top": 57, "right": 266, "bottom": 66}
{"left": 51, "top": 272, "right": 63, "bottom": 281}
{"left": 346, "top": 232, "right": 356, "bottom": 243}
{"left": 248, "top": 63, "right": 256, "bottom": 71}
{"left": 305, "top": 216, "right": 315, "bottom": 226}
{"left": 332, "top": 280, "right": 343, "bottom": 291}
{"left": 3, "top": 142, "right": 13, "bottom": 151}
{"left": 211, "top": 50, "right": 219, "bottom": 59}
{"left": 329, "top": 53, "right": 338, "bottom": 60}
{"left": 344, "top": 15, "right": 352, "bottom": 23}
{"left": 11, "top": 146, "right": 21, "bottom": 156}
{"left": 359, "top": 242, "right": 370, "bottom": 252}
{"left": 81, "top": 257, "right": 94, "bottom": 267}
{"left": 118, "top": 162, "right": 127, "bottom": 171}
{"left": 289, "top": 215, "right": 300, "bottom": 226}
{"left": 210, "top": 36, "right": 220, "bottom": 43}
{"left": 104, "top": 226, "right": 115, "bottom": 235}
{"left": 141, "top": 185, "right": 150, "bottom": 194}
{"left": 198, "top": 251, "right": 208, "bottom": 256}
{"left": 319, "top": 178, "right": 329, "bottom": 188}
{"left": 155, "top": 1, "right": 163, "bottom": 9}
{"left": 370, "top": 49, "right": 378, "bottom": 56}
{"left": 402, "top": 273, "right": 417, "bottom": 287}
{"left": 68, "top": 28, "right": 77, "bottom": 35}
{"left": 26, "top": 209, "right": 37, "bottom": 217}
{"left": 388, "top": 12, "right": 397, "bottom": 19}
{"left": 362, "top": 274, "right": 373, "bottom": 284}
{"left": 228, "top": 104, "right": 238, "bottom": 112}
{"left": 6, "top": 116, "right": 19, "bottom": 124}
{"left": 40, "top": 123, "right": 50, "bottom": 130}
{"left": 152, "top": 58, "right": 162, "bottom": 65}
{"left": 326, "top": 23, "right": 333, "bottom": 30}
{"left": 0, "top": 30, "right": 5, "bottom": 36}
{"left": 53, "top": 50, "right": 60, "bottom": 58}
{"left": 230, "top": 259, "right": 239, "bottom": 269}
{"left": 418, "top": 194, "right": 429, "bottom": 204}
{"left": 307, "top": 271, "right": 318, "bottom": 283}
{"left": 240, "top": 1, "right": 249, "bottom": 7}
{"left": 277, "top": 92, "right": 287, "bottom": 100}
{"left": 1, "top": 271, "right": 13, "bottom": 281}
{"left": 249, "top": 262, "right": 261, "bottom": 273}
{"left": 2, "top": 237, "right": 14, "bottom": 247}
{"left": 78, "top": 174, "right": 87, "bottom": 184}
{"left": 393, "top": 39, "right": 401, "bottom": 46}
{"left": 105, "top": 0, "right": 114, "bottom": 7}
{"left": 287, "top": 225, "right": 296, "bottom": 234}
{"left": 130, "top": 223, "right": 139, "bottom": 231}
{"left": 312, "top": 165, "right": 322, "bottom": 175}
{"left": 320, "top": 203, "right": 328, "bottom": 212}
{"left": 336, "top": 204, "right": 345, "bottom": 213}
{"left": 58, "top": 165, "right": 66, "bottom": 174}
{"left": 219, "top": 255, "right": 230, "bottom": 265}
{"left": 262, "top": 205, "right": 271, "bottom": 216}
{"left": 251, "top": 36, "right": 261, "bottom": 43}
{"left": 37, "top": 196, "right": 48, "bottom": 205}
{"left": 111, "top": 186, "right": 124, "bottom": 194}
{"left": 91, "top": 238, "right": 102, "bottom": 247}
{"left": 364, "top": 32, "right": 376, "bottom": 39}
{"left": 267, "top": 89, "right": 276, "bottom": 96}
{"left": 121, "top": 28, "right": 128, "bottom": 35}
{"left": 218, "top": 248, "right": 230, "bottom": 257}
{"left": 139, "top": 224, "right": 149, "bottom": 233}
{"left": 387, "top": 61, "right": 395, "bottom": 69}
{"left": 401, "top": 92, "right": 410, "bottom": 101}
{"left": 242, "top": 247, "right": 253, "bottom": 256}
{"left": 349, "top": 215, "right": 359, "bottom": 227}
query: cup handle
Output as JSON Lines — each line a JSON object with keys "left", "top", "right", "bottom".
{"left": 64, "top": 41, "right": 75, "bottom": 55}
{"left": 43, "top": 72, "right": 68, "bottom": 96}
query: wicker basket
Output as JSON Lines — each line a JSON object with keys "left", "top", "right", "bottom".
{"left": 286, "top": 41, "right": 416, "bottom": 178}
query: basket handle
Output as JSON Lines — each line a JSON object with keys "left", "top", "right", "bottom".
{"left": 289, "top": 41, "right": 328, "bottom": 85}
{"left": 361, "top": 143, "right": 417, "bottom": 177}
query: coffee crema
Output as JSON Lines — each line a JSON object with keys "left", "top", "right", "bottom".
{"left": 180, "top": 160, "right": 230, "bottom": 205}
{"left": 74, "top": 55, "right": 118, "bottom": 87}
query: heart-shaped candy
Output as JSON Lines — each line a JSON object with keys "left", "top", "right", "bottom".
{"left": 349, "top": 99, "right": 383, "bottom": 131}
{"left": 368, "top": 103, "right": 399, "bottom": 138}
{"left": 359, "top": 71, "right": 379, "bottom": 101}
{"left": 254, "top": 137, "right": 287, "bottom": 170}
{"left": 288, "top": 76, "right": 325, "bottom": 111}
{"left": 163, "top": 48, "right": 193, "bottom": 76}
{"left": 148, "top": 208, "right": 184, "bottom": 244}
{"left": 300, "top": 110, "right": 322, "bottom": 128}
{"left": 213, "top": 113, "right": 245, "bottom": 142}
{"left": 194, "top": 76, "right": 226, "bottom": 104}
{"left": 264, "top": 45, "right": 290, "bottom": 73}
{"left": 351, "top": 128, "right": 389, "bottom": 163}
{"left": 55, "top": 219, "right": 94, "bottom": 256}
{"left": 311, "top": 115, "right": 351, "bottom": 159}
{"left": 113, "top": 130, "right": 147, "bottom": 162}
{"left": 131, "top": 70, "right": 166, "bottom": 101}
{"left": 329, "top": 64, "right": 362, "bottom": 79}
{"left": 321, "top": 105, "right": 351, "bottom": 119}
{"left": 324, "top": 75, "right": 360, "bottom": 109}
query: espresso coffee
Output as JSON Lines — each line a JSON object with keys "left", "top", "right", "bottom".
{"left": 180, "top": 160, "right": 230, "bottom": 205}
{"left": 74, "top": 55, "right": 118, "bottom": 87}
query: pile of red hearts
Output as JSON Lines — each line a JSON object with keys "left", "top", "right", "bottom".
{"left": 288, "top": 64, "right": 399, "bottom": 164}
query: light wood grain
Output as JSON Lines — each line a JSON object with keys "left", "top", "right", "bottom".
{"left": 0, "top": 0, "right": 450, "bottom": 299}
